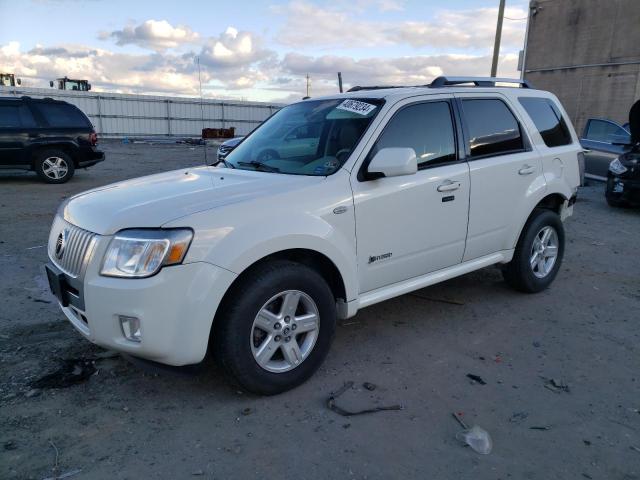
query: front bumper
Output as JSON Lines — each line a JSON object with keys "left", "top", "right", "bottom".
{"left": 51, "top": 260, "right": 236, "bottom": 366}
{"left": 606, "top": 174, "right": 640, "bottom": 205}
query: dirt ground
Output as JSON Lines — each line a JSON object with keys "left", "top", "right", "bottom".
{"left": 1, "top": 141, "right": 639, "bottom": 480}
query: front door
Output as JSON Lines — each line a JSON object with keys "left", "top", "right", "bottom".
{"left": 351, "top": 97, "right": 470, "bottom": 294}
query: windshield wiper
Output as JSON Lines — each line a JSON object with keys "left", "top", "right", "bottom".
{"left": 212, "top": 158, "right": 235, "bottom": 169}
{"left": 237, "top": 161, "right": 280, "bottom": 172}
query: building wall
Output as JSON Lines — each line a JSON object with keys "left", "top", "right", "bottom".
{"left": 523, "top": 0, "right": 640, "bottom": 134}
{"left": 0, "top": 86, "right": 283, "bottom": 138}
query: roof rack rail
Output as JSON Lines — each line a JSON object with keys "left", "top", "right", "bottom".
{"left": 346, "top": 85, "right": 407, "bottom": 92}
{"left": 429, "top": 76, "right": 533, "bottom": 88}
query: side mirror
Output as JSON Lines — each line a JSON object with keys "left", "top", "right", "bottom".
{"left": 87, "top": 83, "right": 91, "bottom": 91}
{"left": 16, "top": 78, "right": 21, "bottom": 86}
{"left": 49, "top": 81, "right": 54, "bottom": 88}
{"left": 367, "top": 147, "right": 417, "bottom": 179}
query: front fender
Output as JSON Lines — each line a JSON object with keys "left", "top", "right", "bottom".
{"left": 164, "top": 172, "right": 359, "bottom": 301}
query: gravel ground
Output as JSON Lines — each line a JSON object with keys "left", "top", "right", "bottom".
{"left": 1, "top": 141, "right": 639, "bottom": 480}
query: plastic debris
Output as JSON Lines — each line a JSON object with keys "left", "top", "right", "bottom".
{"left": 543, "top": 377, "right": 570, "bottom": 393}
{"left": 452, "top": 412, "right": 493, "bottom": 454}
{"left": 456, "top": 425, "right": 493, "bottom": 455}
{"left": 466, "top": 374, "right": 487, "bottom": 385}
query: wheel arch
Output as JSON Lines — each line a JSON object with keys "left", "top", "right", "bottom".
{"left": 31, "top": 143, "right": 79, "bottom": 168}
{"left": 509, "top": 191, "right": 569, "bottom": 251}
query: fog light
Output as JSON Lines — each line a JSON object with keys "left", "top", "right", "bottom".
{"left": 119, "top": 315, "right": 141, "bottom": 342}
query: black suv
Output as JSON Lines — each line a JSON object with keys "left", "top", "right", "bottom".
{"left": 0, "top": 96, "right": 104, "bottom": 183}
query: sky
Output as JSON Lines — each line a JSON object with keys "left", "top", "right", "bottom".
{"left": 0, "top": 0, "right": 529, "bottom": 103}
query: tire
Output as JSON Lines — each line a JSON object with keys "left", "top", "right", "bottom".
{"left": 213, "top": 260, "right": 337, "bottom": 395}
{"left": 605, "top": 195, "right": 629, "bottom": 208}
{"left": 34, "top": 149, "right": 75, "bottom": 184}
{"left": 502, "top": 209, "right": 565, "bottom": 293}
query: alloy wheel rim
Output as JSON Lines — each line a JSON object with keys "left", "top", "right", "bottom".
{"left": 530, "top": 225, "right": 559, "bottom": 278}
{"left": 42, "top": 157, "right": 69, "bottom": 180}
{"left": 250, "top": 290, "right": 320, "bottom": 373}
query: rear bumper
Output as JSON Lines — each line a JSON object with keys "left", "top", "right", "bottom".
{"left": 77, "top": 149, "right": 105, "bottom": 168}
{"left": 56, "top": 261, "right": 237, "bottom": 366}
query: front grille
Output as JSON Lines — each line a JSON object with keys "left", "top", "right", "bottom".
{"left": 48, "top": 216, "right": 97, "bottom": 278}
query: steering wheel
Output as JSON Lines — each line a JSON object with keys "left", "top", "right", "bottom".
{"left": 335, "top": 148, "right": 352, "bottom": 162}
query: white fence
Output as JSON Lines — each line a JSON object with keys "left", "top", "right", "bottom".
{"left": 0, "top": 86, "right": 283, "bottom": 138}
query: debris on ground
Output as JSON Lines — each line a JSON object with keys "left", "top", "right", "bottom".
{"left": 466, "top": 374, "right": 487, "bottom": 385}
{"left": 327, "top": 381, "right": 402, "bottom": 417}
{"left": 31, "top": 359, "right": 97, "bottom": 389}
{"left": 363, "top": 382, "right": 377, "bottom": 391}
{"left": 542, "top": 377, "right": 570, "bottom": 394}
{"left": 530, "top": 425, "right": 553, "bottom": 431}
{"left": 42, "top": 469, "right": 82, "bottom": 480}
{"left": 451, "top": 412, "right": 493, "bottom": 455}
{"left": 509, "top": 411, "right": 529, "bottom": 424}
{"left": 240, "top": 407, "right": 253, "bottom": 416}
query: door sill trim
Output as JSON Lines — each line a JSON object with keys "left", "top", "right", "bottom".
{"left": 357, "top": 250, "right": 513, "bottom": 310}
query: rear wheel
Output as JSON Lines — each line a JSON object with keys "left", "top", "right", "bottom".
{"left": 35, "top": 149, "right": 75, "bottom": 184}
{"left": 214, "top": 260, "right": 336, "bottom": 395}
{"left": 502, "top": 209, "right": 565, "bottom": 293}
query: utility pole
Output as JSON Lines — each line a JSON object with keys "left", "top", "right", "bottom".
{"left": 306, "top": 74, "right": 311, "bottom": 98}
{"left": 337, "top": 72, "right": 343, "bottom": 93}
{"left": 491, "top": 0, "right": 506, "bottom": 77}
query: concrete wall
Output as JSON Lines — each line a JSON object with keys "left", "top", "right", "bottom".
{"left": 523, "top": 0, "right": 640, "bottom": 134}
{"left": 0, "top": 86, "right": 283, "bottom": 138}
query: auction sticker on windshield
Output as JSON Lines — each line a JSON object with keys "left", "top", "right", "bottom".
{"left": 336, "top": 99, "right": 377, "bottom": 116}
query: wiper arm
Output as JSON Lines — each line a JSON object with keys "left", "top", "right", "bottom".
{"left": 237, "top": 161, "right": 280, "bottom": 172}
{"left": 212, "top": 158, "right": 235, "bottom": 169}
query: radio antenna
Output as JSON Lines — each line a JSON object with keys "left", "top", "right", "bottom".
{"left": 195, "top": 56, "right": 208, "bottom": 164}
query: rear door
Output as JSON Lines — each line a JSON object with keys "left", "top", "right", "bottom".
{"left": 454, "top": 93, "right": 543, "bottom": 261}
{"left": 351, "top": 95, "right": 470, "bottom": 293}
{"left": 0, "top": 101, "right": 38, "bottom": 165}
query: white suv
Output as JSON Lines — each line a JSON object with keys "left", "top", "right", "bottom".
{"left": 46, "top": 77, "right": 580, "bottom": 394}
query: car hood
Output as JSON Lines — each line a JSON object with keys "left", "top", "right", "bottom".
{"left": 61, "top": 166, "right": 321, "bottom": 235}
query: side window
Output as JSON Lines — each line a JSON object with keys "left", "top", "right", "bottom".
{"left": 370, "top": 101, "right": 456, "bottom": 169}
{"left": 519, "top": 97, "right": 572, "bottom": 147}
{"left": 462, "top": 99, "right": 524, "bottom": 158}
{"left": 0, "top": 104, "right": 37, "bottom": 128}
{"left": 585, "top": 119, "right": 629, "bottom": 143}
{"left": 34, "top": 103, "right": 90, "bottom": 128}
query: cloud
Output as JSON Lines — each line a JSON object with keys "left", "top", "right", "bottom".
{"left": 105, "top": 19, "right": 199, "bottom": 51}
{"left": 280, "top": 52, "right": 520, "bottom": 95}
{"left": 274, "top": 1, "right": 526, "bottom": 51}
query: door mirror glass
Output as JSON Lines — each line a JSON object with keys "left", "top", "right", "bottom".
{"left": 367, "top": 148, "right": 417, "bottom": 178}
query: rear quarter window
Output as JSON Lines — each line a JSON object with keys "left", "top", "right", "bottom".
{"left": 0, "top": 104, "right": 37, "bottom": 128}
{"left": 34, "top": 103, "right": 91, "bottom": 128}
{"left": 519, "top": 97, "right": 572, "bottom": 147}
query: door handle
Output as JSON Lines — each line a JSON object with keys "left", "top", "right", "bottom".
{"left": 437, "top": 180, "right": 461, "bottom": 192}
{"left": 518, "top": 165, "right": 536, "bottom": 175}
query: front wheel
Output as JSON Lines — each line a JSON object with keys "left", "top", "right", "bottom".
{"left": 502, "top": 209, "right": 565, "bottom": 293}
{"left": 214, "top": 260, "right": 336, "bottom": 395}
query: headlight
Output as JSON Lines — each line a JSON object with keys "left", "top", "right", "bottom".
{"left": 101, "top": 229, "right": 193, "bottom": 278}
{"left": 609, "top": 157, "right": 628, "bottom": 175}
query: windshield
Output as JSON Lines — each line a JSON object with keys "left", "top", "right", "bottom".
{"left": 225, "top": 98, "right": 384, "bottom": 175}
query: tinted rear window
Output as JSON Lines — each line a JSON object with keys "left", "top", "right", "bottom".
{"left": 34, "top": 103, "right": 91, "bottom": 128}
{"left": 0, "top": 104, "right": 37, "bottom": 128}
{"left": 519, "top": 97, "right": 572, "bottom": 147}
{"left": 462, "top": 99, "right": 524, "bottom": 158}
